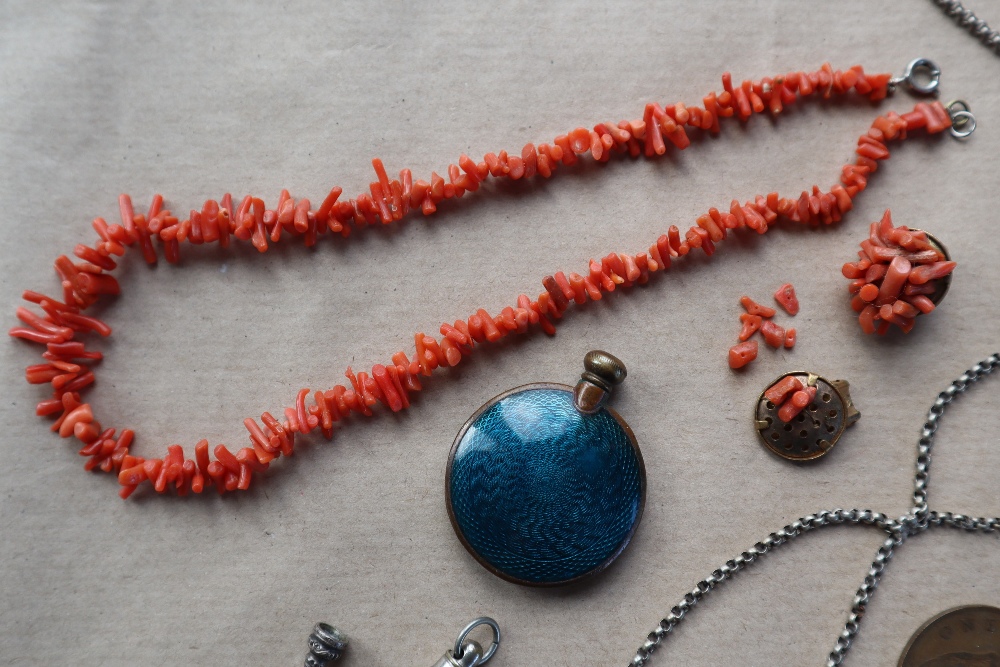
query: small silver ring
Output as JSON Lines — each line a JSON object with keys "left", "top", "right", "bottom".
{"left": 946, "top": 99, "right": 972, "bottom": 129}
{"left": 949, "top": 110, "right": 976, "bottom": 138}
{"left": 946, "top": 99, "right": 971, "bottom": 116}
{"left": 454, "top": 617, "right": 501, "bottom": 665}
{"left": 902, "top": 57, "right": 941, "bottom": 95}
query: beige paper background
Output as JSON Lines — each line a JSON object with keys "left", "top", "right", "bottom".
{"left": 1, "top": 1, "right": 998, "bottom": 665}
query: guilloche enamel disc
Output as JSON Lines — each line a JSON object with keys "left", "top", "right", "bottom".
{"left": 446, "top": 384, "right": 645, "bottom": 586}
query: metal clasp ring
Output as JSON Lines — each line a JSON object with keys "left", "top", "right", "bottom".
{"left": 454, "top": 617, "right": 501, "bottom": 665}
{"left": 946, "top": 99, "right": 977, "bottom": 138}
{"left": 889, "top": 57, "right": 941, "bottom": 95}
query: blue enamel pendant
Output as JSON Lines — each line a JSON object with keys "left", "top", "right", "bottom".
{"left": 446, "top": 351, "right": 645, "bottom": 586}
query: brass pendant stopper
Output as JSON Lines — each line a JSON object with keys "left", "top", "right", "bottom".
{"left": 574, "top": 350, "right": 628, "bottom": 414}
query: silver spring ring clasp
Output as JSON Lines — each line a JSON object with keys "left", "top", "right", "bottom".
{"left": 889, "top": 57, "right": 941, "bottom": 95}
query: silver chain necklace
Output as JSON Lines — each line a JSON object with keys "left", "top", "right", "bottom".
{"left": 932, "top": 0, "right": 1000, "bottom": 54}
{"left": 633, "top": 10, "right": 999, "bottom": 661}
{"left": 631, "top": 353, "right": 1000, "bottom": 666}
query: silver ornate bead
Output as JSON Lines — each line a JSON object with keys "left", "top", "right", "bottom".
{"left": 304, "top": 623, "right": 348, "bottom": 667}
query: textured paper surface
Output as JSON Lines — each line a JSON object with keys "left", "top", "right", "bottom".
{"left": 1, "top": 2, "right": 998, "bottom": 665}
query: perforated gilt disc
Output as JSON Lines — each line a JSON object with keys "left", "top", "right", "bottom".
{"left": 756, "top": 374, "right": 850, "bottom": 461}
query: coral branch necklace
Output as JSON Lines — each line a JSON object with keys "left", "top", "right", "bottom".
{"left": 9, "top": 60, "right": 966, "bottom": 499}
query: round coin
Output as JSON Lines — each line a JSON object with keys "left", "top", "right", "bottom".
{"left": 898, "top": 605, "right": 1000, "bottom": 667}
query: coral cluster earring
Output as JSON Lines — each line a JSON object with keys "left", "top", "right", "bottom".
{"left": 843, "top": 210, "right": 956, "bottom": 334}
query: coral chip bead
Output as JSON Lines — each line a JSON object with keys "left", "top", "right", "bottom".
{"left": 773, "top": 283, "right": 799, "bottom": 315}
{"left": 729, "top": 341, "right": 759, "bottom": 369}
{"left": 859, "top": 283, "right": 879, "bottom": 302}
{"left": 760, "top": 320, "right": 786, "bottom": 348}
{"left": 740, "top": 296, "right": 777, "bottom": 318}
{"left": 764, "top": 375, "right": 804, "bottom": 405}
{"left": 738, "top": 313, "right": 763, "bottom": 341}
{"left": 777, "top": 387, "right": 816, "bottom": 423}
{"left": 784, "top": 328, "right": 796, "bottom": 349}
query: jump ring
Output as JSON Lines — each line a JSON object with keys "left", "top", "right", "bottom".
{"left": 949, "top": 110, "right": 976, "bottom": 138}
{"left": 946, "top": 99, "right": 971, "bottom": 119}
{"left": 454, "top": 617, "right": 501, "bottom": 665}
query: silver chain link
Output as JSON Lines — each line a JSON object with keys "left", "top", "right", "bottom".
{"left": 932, "top": 0, "right": 1000, "bottom": 54}
{"left": 631, "top": 353, "right": 1000, "bottom": 666}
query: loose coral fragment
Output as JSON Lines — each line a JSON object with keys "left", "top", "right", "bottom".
{"left": 729, "top": 341, "right": 759, "bottom": 369}
{"left": 760, "top": 320, "right": 786, "bottom": 348}
{"left": 764, "top": 375, "right": 804, "bottom": 405}
{"left": 778, "top": 387, "right": 817, "bottom": 423}
{"left": 740, "top": 296, "right": 777, "bottom": 318}
{"left": 773, "top": 283, "right": 799, "bottom": 315}
{"left": 784, "top": 328, "right": 796, "bottom": 349}
{"left": 738, "top": 313, "right": 763, "bottom": 341}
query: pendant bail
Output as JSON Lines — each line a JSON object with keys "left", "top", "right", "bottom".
{"left": 430, "top": 640, "right": 484, "bottom": 667}
{"left": 574, "top": 350, "right": 628, "bottom": 414}
{"left": 429, "top": 617, "right": 500, "bottom": 667}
